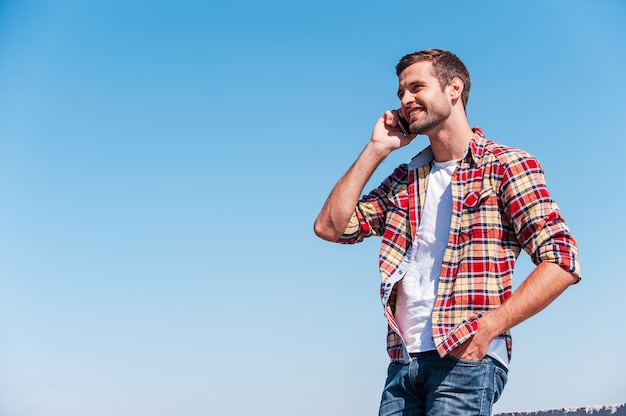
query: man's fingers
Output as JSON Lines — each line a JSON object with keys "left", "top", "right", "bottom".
{"left": 382, "top": 110, "right": 396, "bottom": 126}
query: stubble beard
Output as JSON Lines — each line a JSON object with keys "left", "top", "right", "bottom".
{"left": 409, "top": 101, "right": 451, "bottom": 136}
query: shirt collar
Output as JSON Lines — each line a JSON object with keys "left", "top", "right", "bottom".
{"left": 465, "top": 127, "right": 487, "bottom": 166}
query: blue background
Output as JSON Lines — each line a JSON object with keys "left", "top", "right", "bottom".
{"left": 1, "top": 1, "right": 624, "bottom": 414}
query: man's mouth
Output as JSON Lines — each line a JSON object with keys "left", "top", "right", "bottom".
{"left": 408, "top": 107, "right": 424, "bottom": 121}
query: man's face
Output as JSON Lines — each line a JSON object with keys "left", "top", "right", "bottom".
{"left": 397, "top": 61, "right": 451, "bottom": 135}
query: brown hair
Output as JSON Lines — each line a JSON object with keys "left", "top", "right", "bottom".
{"left": 396, "top": 49, "right": 471, "bottom": 109}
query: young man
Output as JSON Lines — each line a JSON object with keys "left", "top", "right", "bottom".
{"left": 314, "top": 49, "right": 580, "bottom": 416}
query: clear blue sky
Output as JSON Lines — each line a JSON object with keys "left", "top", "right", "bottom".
{"left": 1, "top": 1, "right": 624, "bottom": 415}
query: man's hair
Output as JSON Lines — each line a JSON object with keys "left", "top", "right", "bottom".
{"left": 396, "top": 49, "right": 471, "bottom": 109}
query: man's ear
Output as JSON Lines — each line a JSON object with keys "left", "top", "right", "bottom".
{"left": 448, "top": 77, "right": 464, "bottom": 101}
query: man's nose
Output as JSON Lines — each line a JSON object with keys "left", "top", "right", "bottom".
{"left": 400, "top": 90, "right": 414, "bottom": 107}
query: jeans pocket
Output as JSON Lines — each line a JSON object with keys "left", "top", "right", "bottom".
{"left": 492, "top": 365, "right": 508, "bottom": 403}
{"left": 444, "top": 354, "right": 488, "bottom": 366}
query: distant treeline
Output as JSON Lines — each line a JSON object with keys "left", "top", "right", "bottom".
{"left": 497, "top": 404, "right": 625, "bottom": 416}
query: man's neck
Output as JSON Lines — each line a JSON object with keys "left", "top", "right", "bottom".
{"left": 427, "top": 118, "right": 474, "bottom": 162}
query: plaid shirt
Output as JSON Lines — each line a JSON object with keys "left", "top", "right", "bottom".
{"left": 338, "top": 129, "right": 580, "bottom": 363}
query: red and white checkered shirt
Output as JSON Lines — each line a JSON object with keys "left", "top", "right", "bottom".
{"left": 338, "top": 129, "right": 580, "bottom": 363}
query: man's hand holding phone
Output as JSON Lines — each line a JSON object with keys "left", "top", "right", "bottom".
{"left": 370, "top": 109, "right": 417, "bottom": 154}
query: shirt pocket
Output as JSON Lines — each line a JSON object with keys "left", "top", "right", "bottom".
{"left": 460, "top": 188, "right": 500, "bottom": 236}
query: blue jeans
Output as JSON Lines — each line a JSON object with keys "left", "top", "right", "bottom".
{"left": 378, "top": 351, "right": 508, "bottom": 416}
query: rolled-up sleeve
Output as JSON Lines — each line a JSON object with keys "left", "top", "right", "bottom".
{"left": 502, "top": 153, "right": 581, "bottom": 280}
{"left": 337, "top": 165, "right": 409, "bottom": 245}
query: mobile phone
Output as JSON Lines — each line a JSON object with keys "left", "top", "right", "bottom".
{"left": 398, "top": 115, "right": 411, "bottom": 136}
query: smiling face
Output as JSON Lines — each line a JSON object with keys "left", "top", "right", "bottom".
{"left": 397, "top": 61, "right": 453, "bottom": 136}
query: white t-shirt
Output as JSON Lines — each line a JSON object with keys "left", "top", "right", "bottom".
{"left": 395, "top": 159, "right": 508, "bottom": 367}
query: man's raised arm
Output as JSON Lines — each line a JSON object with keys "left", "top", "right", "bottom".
{"left": 314, "top": 110, "right": 415, "bottom": 242}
